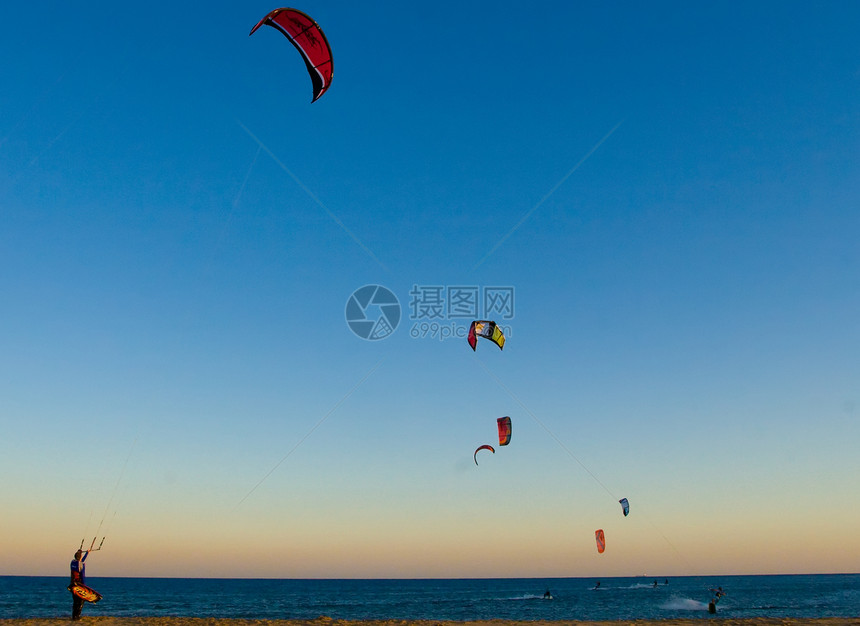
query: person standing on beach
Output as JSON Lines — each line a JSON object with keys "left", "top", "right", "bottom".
{"left": 70, "top": 549, "right": 89, "bottom": 620}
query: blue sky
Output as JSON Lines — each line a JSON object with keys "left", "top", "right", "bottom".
{"left": 1, "top": 1, "right": 858, "bottom": 578}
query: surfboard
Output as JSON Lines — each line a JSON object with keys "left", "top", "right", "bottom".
{"left": 68, "top": 583, "right": 102, "bottom": 603}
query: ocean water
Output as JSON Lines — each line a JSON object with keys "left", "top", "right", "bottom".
{"left": 1, "top": 574, "right": 858, "bottom": 620}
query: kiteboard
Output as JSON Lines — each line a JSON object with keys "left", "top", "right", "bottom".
{"left": 68, "top": 582, "right": 102, "bottom": 603}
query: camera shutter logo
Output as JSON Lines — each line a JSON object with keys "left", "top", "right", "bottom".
{"left": 345, "top": 285, "right": 401, "bottom": 340}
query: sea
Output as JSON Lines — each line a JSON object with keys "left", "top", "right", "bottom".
{"left": 1, "top": 574, "right": 858, "bottom": 621}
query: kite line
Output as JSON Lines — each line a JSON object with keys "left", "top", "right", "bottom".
{"left": 473, "top": 119, "right": 624, "bottom": 271}
{"left": 80, "top": 435, "right": 138, "bottom": 552}
{"left": 234, "top": 358, "right": 385, "bottom": 509}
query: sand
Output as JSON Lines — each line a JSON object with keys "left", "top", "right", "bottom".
{"left": 2, "top": 618, "right": 860, "bottom": 626}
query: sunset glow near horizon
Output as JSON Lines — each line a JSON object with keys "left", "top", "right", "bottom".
{"left": 1, "top": 1, "right": 858, "bottom": 579}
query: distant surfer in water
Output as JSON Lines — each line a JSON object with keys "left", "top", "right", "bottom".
{"left": 69, "top": 549, "right": 89, "bottom": 620}
{"left": 543, "top": 588, "right": 552, "bottom": 599}
{"left": 594, "top": 581, "right": 601, "bottom": 589}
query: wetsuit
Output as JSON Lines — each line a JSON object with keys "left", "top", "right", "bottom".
{"left": 70, "top": 552, "right": 88, "bottom": 619}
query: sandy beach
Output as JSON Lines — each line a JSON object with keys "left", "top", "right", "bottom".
{"left": 2, "top": 618, "right": 860, "bottom": 626}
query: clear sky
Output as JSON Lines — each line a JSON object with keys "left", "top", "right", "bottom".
{"left": 1, "top": 1, "right": 858, "bottom": 579}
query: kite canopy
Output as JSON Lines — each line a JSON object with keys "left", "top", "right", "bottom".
{"left": 467, "top": 321, "right": 505, "bottom": 351}
{"left": 250, "top": 8, "right": 334, "bottom": 102}
{"left": 497, "top": 416, "right": 512, "bottom": 446}
{"left": 619, "top": 497, "right": 630, "bottom": 517}
{"left": 595, "top": 529, "right": 606, "bottom": 554}
{"left": 474, "top": 444, "right": 495, "bottom": 465}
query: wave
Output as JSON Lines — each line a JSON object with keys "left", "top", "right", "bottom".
{"left": 661, "top": 597, "right": 710, "bottom": 611}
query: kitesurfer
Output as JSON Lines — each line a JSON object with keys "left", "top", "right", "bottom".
{"left": 543, "top": 588, "right": 552, "bottom": 599}
{"left": 706, "top": 586, "right": 725, "bottom": 614}
{"left": 594, "top": 581, "right": 601, "bottom": 589}
{"left": 69, "top": 549, "right": 89, "bottom": 620}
